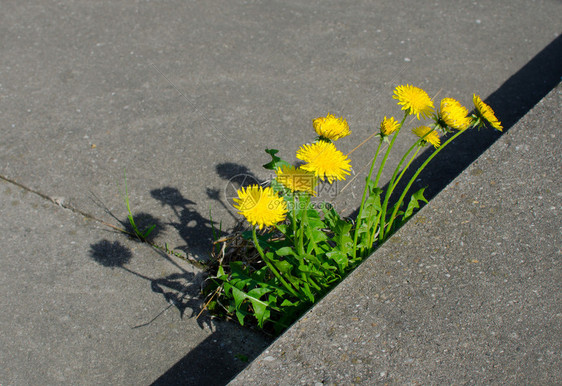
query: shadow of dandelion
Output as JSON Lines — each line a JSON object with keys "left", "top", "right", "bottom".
{"left": 151, "top": 187, "right": 218, "bottom": 261}
{"left": 89, "top": 240, "right": 208, "bottom": 327}
{"left": 89, "top": 239, "right": 132, "bottom": 268}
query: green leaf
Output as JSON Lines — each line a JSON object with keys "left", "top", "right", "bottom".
{"left": 235, "top": 307, "right": 249, "bottom": 326}
{"left": 274, "top": 260, "right": 293, "bottom": 274}
{"left": 247, "top": 287, "right": 272, "bottom": 299}
{"left": 231, "top": 285, "right": 273, "bottom": 328}
{"left": 305, "top": 209, "right": 325, "bottom": 229}
{"left": 333, "top": 219, "right": 353, "bottom": 248}
{"left": 250, "top": 299, "right": 270, "bottom": 328}
{"left": 306, "top": 227, "right": 329, "bottom": 243}
{"left": 403, "top": 187, "right": 428, "bottom": 222}
{"left": 230, "top": 262, "right": 253, "bottom": 288}
{"left": 265, "top": 252, "right": 305, "bottom": 295}
{"left": 298, "top": 254, "right": 329, "bottom": 275}
{"left": 222, "top": 281, "right": 233, "bottom": 296}
{"left": 326, "top": 250, "right": 349, "bottom": 272}
{"left": 366, "top": 181, "right": 383, "bottom": 197}
{"left": 142, "top": 224, "right": 156, "bottom": 238}
{"left": 276, "top": 246, "right": 296, "bottom": 257}
{"left": 279, "top": 300, "right": 295, "bottom": 308}
{"left": 252, "top": 266, "right": 269, "bottom": 282}
{"left": 357, "top": 227, "right": 375, "bottom": 250}
{"left": 248, "top": 287, "right": 274, "bottom": 327}
{"left": 322, "top": 205, "right": 341, "bottom": 229}
{"left": 300, "top": 282, "right": 315, "bottom": 303}
{"left": 360, "top": 192, "right": 382, "bottom": 222}
{"left": 231, "top": 286, "right": 247, "bottom": 310}
{"left": 276, "top": 223, "right": 288, "bottom": 235}
{"left": 263, "top": 148, "right": 291, "bottom": 170}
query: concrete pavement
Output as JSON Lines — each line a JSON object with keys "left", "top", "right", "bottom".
{"left": 0, "top": 179, "right": 271, "bottom": 384}
{"left": 2, "top": 0, "right": 560, "bottom": 260}
{"left": 1, "top": 0, "right": 560, "bottom": 384}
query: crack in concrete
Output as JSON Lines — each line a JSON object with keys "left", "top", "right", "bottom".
{"left": 0, "top": 173, "right": 205, "bottom": 269}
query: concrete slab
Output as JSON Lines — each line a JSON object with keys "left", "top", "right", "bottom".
{"left": 0, "top": 179, "right": 270, "bottom": 385}
{"left": 0, "top": 1, "right": 561, "bottom": 384}
{"left": 1, "top": 0, "right": 560, "bottom": 261}
{"left": 230, "top": 85, "right": 561, "bottom": 384}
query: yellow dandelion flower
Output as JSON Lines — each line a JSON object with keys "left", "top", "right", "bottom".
{"left": 296, "top": 141, "right": 351, "bottom": 183}
{"left": 233, "top": 185, "right": 287, "bottom": 229}
{"left": 473, "top": 94, "right": 503, "bottom": 131}
{"left": 438, "top": 98, "right": 471, "bottom": 130}
{"left": 276, "top": 165, "right": 317, "bottom": 196}
{"left": 393, "top": 84, "right": 435, "bottom": 119}
{"left": 313, "top": 113, "right": 351, "bottom": 141}
{"left": 412, "top": 126, "right": 440, "bottom": 148}
{"left": 380, "top": 116, "right": 400, "bottom": 136}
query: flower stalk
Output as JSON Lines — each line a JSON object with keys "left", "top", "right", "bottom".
{"left": 252, "top": 226, "right": 301, "bottom": 299}
{"left": 375, "top": 126, "right": 437, "bottom": 244}
{"left": 382, "top": 127, "right": 466, "bottom": 239}
{"left": 351, "top": 138, "right": 383, "bottom": 260}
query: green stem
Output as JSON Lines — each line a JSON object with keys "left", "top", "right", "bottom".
{"left": 387, "top": 131, "right": 428, "bottom": 192}
{"left": 292, "top": 193, "right": 298, "bottom": 249}
{"left": 306, "top": 275, "right": 322, "bottom": 291}
{"left": 298, "top": 196, "right": 307, "bottom": 256}
{"left": 358, "top": 114, "right": 407, "bottom": 254}
{"left": 372, "top": 113, "right": 408, "bottom": 188}
{"left": 351, "top": 139, "right": 383, "bottom": 260}
{"left": 375, "top": 125, "right": 439, "bottom": 244}
{"left": 252, "top": 227, "right": 301, "bottom": 299}
{"left": 368, "top": 137, "right": 421, "bottom": 248}
{"left": 383, "top": 128, "right": 467, "bottom": 240}
{"left": 293, "top": 194, "right": 313, "bottom": 297}
{"left": 376, "top": 146, "right": 421, "bottom": 243}
{"left": 123, "top": 168, "right": 143, "bottom": 240}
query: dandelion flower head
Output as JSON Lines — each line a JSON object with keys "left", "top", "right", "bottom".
{"left": 276, "top": 165, "right": 317, "bottom": 196}
{"left": 380, "top": 116, "right": 400, "bottom": 136}
{"left": 313, "top": 114, "right": 351, "bottom": 141}
{"left": 393, "top": 84, "right": 434, "bottom": 119}
{"left": 233, "top": 185, "right": 287, "bottom": 229}
{"left": 439, "top": 98, "right": 471, "bottom": 131}
{"left": 473, "top": 94, "right": 503, "bottom": 131}
{"left": 412, "top": 126, "right": 441, "bottom": 148}
{"left": 296, "top": 141, "right": 351, "bottom": 183}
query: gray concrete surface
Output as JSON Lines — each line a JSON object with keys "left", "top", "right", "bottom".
{"left": 1, "top": 0, "right": 560, "bottom": 261}
{"left": 231, "top": 85, "right": 561, "bottom": 384}
{"left": 1, "top": 0, "right": 561, "bottom": 385}
{"left": 0, "top": 180, "right": 270, "bottom": 385}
